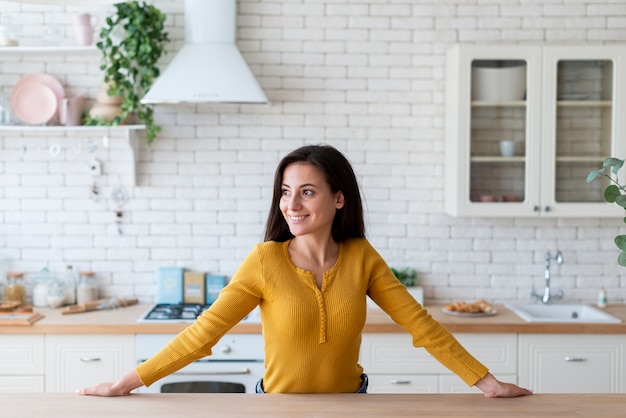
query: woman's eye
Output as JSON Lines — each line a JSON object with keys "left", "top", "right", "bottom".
{"left": 281, "top": 189, "right": 290, "bottom": 197}
{"left": 303, "top": 189, "right": 313, "bottom": 196}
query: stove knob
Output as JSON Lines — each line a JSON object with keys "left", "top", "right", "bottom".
{"left": 221, "top": 345, "right": 232, "bottom": 354}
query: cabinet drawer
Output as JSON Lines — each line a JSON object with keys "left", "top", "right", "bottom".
{"left": 0, "top": 376, "right": 44, "bottom": 393}
{"left": 360, "top": 333, "right": 516, "bottom": 374}
{"left": 0, "top": 335, "right": 44, "bottom": 375}
{"left": 366, "top": 374, "right": 438, "bottom": 394}
{"left": 45, "top": 335, "right": 135, "bottom": 393}
{"left": 519, "top": 334, "right": 625, "bottom": 393}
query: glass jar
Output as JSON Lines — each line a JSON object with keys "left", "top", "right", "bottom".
{"left": 32, "top": 268, "right": 52, "bottom": 308}
{"left": 46, "top": 279, "right": 66, "bottom": 309}
{"left": 0, "top": 87, "right": 11, "bottom": 125}
{"left": 5, "top": 272, "right": 25, "bottom": 306}
{"left": 76, "top": 272, "right": 98, "bottom": 304}
{"left": 0, "top": 254, "right": 7, "bottom": 300}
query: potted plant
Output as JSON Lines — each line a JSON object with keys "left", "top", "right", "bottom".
{"left": 587, "top": 157, "right": 626, "bottom": 266}
{"left": 391, "top": 267, "right": 423, "bottom": 304}
{"left": 85, "top": 1, "right": 169, "bottom": 146}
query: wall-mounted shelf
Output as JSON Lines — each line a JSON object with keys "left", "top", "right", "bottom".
{"left": 4, "top": 0, "right": 118, "bottom": 5}
{"left": 0, "top": 124, "right": 145, "bottom": 185}
{"left": 0, "top": 46, "right": 99, "bottom": 54}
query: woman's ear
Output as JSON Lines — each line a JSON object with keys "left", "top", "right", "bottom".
{"left": 335, "top": 192, "right": 345, "bottom": 209}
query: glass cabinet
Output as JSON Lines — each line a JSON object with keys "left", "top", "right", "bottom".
{"left": 445, "top": 45, "right": 626, "bottom": 217}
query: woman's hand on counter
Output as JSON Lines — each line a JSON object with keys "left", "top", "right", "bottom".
{"left": 474, "top": 373, "right": 533, "bottom": 398}
{"left": 76, "top": 370, "right": 143, "bottom": 397}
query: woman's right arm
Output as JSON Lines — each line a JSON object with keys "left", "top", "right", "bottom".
{"left": 76, "top": 369, "right": 143, "bottom": 396}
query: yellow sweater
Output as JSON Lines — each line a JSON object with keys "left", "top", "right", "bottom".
{"left": 136, "top": 239, "right": 489, "bottom": 393}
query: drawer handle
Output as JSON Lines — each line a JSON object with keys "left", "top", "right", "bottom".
{"left": 80, "top": 357, "right": 102, "bottom": 362}
{"left": 564, "top": 356, "right": 587, "bottom": 362}
{"left": 390, "top": 379, "right": 412, "bottom": 385}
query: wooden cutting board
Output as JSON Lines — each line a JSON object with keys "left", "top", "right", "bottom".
{"left": 0, "top": 311, "right": 44, "bottom": 326}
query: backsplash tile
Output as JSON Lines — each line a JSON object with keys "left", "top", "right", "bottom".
{"left": 0, "top": 0, "right": 625, "bottom": 305}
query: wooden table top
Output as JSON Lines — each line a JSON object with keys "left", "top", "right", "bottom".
{"left": 1, "top": 303, "right": 625, "bottom": 335}
{"left": 2, "top": 393, "right": 625, "bottom": 418}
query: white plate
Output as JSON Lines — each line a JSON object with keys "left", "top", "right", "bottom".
{"left": 10, "top": 81, "right": 58, "bottom": 125}
{"left": 442, "top": 307, "right": 497, "bottom": 317}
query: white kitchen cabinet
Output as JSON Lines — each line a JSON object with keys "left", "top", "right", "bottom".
{"left": 0, "top": 335, "right": 45, "bottom": 393}
{"left": 519, "top": 334, "right": 625, "bottom": 393}
{"left": 445, "top": 44, "right": 626, "bottom": 217}
{"left": 360, "top": 333, "right": 517, "bottom": 394}
{"left": 45, "top": 334, "right": 135, "bottom": 393}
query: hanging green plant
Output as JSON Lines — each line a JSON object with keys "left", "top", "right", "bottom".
{"left": 84, "top": 1, "right": 169, "bottom": 146}
{"left": 391, "top": 267, "right": 418, "bottom": 287}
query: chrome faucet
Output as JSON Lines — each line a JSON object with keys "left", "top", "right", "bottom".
{"left": 531, "top": 250, "right": 564, "bottom": 304}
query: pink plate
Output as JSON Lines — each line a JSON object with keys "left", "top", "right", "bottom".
{"left": 10, "top": 81, "right": 58, "bottom": 125}
{"left": 11, "top": 73, "right": 65, "bottom": 120}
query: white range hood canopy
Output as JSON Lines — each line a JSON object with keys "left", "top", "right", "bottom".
{"left": 141, "top": 0, "right": 268, "bottom": 104}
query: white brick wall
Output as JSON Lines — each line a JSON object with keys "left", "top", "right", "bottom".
{"left": 1, "top": 0, "right": 625, "bottom": 305}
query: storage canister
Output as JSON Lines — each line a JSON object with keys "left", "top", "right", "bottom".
{"left": 76, "top": 271, "right": 98, "bottom": 304}
{"left": 32, "top": 268, "right": 53, "bottom": 308}
{"left": 471, "top": 60, "right": 527, "bottom": 101}
{"left": 5, "top": 272, "right": 26, "bottom": 306}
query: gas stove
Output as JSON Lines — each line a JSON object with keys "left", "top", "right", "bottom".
{"left": 138, "top": 303, "right": 261, "bottom": 324}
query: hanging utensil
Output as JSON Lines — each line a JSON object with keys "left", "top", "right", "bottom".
{"left": 111, "top": 186, "right": 128, "bottom": 235}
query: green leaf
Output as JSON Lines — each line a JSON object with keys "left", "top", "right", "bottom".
{"left": 616, "top": 195, "right": 626, "bottom": 209}
{"left": 618, "top": 251, "right": 626, "bottom": 267}
{"left": 604, "top": 185, "right": 621, "bottom": 203}
{"left": 604, "top": 157, "right": 624, "bottom": 174}
{"left": 586, "top": 169, "right": 603, "bottom": 183}
{"left": 615, "top": 235, "right": 626, "bottom": 250}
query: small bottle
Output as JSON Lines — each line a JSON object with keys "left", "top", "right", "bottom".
{"left": 5, "top": 272, "right": 26, "bottom": 306}
{"left": 63, "top": 265, "right": 77, "bottom": 305}
{"left": 597, "top": 287, "right": 608, "bottom": 308}
{"left": 76, "top": 272, "right": 98, "bottom": 305}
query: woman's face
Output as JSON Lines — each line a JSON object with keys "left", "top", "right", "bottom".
{"left": 279, "top": 162, "right": 344, "bottom": 239}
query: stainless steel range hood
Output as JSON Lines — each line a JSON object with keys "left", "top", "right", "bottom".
{"left": 141, "top": 0, "right": 267, "bottom": 104}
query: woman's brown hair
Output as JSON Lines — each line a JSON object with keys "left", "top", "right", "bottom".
{"left": 264, "top": 144, "right": 365, "bottom": 242}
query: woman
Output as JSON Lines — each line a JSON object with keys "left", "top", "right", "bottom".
{"left": 78, "top": 144, "right": 531, "bottom": 397}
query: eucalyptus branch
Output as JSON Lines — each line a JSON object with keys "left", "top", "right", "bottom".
{"left": 587, "top": 157, "right": 626, "bottom": 266}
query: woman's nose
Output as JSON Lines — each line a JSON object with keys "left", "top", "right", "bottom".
{"left": 287, "top": 194, "right": 301, "bottom": 209}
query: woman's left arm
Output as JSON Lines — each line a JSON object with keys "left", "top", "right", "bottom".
{"left": 474, "top": 372, "right": 533, "bottom": 397}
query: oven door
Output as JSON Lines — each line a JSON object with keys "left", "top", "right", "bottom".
{"left": 137, "top": 360, "right": 265, "bottom": 394}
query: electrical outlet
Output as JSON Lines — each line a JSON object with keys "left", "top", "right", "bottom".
{"left": 90, "top": 159, "right": 102, "bottom": 176}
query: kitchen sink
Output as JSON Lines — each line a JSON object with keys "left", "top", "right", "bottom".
{"left": 504, "top": 303, "right": 622, "bottom": 323}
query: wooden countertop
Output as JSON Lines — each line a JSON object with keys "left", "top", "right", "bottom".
{"left": 1, "top": 303, "right": 626, "bottom": 335}
{"left": 2, "top": 393, "right": 625, "bottom": 418}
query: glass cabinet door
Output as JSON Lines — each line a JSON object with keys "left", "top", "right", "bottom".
{"left": 541, "top": 46, "right": 626, "bottom": 217}
{"left": 470, "top": 59, "right": 528, "bottom": 205}
{"left": 445, "top": 45, "right": 542, "bottom": 217}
